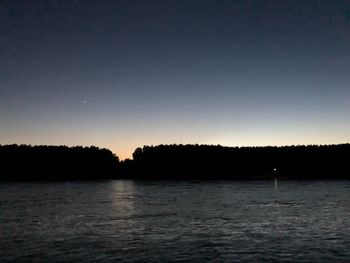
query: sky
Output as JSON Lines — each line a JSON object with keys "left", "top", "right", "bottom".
{"left": 1, "top": 0, "right": 350, "bottom": 159}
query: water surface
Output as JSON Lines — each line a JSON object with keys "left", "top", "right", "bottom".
{"left": 1, "top": 180, "right": 350, "bottom": 262}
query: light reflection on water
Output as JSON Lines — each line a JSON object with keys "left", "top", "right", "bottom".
{"left": 274, "top": 178, "right": 279, "bottom": 191}
{"left": 110, "top": 180, "right": 135, "bottom": 216}
{"left": 1, "top": 180, "right": 350, "bottom": 262}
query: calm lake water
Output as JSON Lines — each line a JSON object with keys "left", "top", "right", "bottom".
{"left": 1, "top": 180, "right": 350, "bottom": 262}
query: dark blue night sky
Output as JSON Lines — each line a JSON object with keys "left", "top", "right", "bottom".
{"left": 1, "top": 0, "right": 350, "bottom": 158}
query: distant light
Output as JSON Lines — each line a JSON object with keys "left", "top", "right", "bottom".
{"left": 273, "top": 168, "right": 277, "bottom": 171}
{"left": 83, "top": 100, "right": 87, "bottom": 104}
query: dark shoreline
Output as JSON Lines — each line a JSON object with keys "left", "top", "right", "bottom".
{"left": 1, "top": 143, "right": 350, "bottom": 181}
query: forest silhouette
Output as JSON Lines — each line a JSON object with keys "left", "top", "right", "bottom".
{"left": 0, "top": 145, "right": 119, "bottom": 181}
{"left": 1, "top": 143, "right": 349, "bottom": 181}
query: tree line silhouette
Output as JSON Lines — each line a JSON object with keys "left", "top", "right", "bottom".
{"left": 0, "top": 145, "right": 119, "bottom": 181}
{"left": 1, "top": 143, "right": 350, "bottom": 181}
{"left": 124, "top": 144, "right": 350, "bottom": 180}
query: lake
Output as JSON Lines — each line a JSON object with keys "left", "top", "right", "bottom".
{"left": 1, "top": 180, "right": 350, "bottom": 262}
